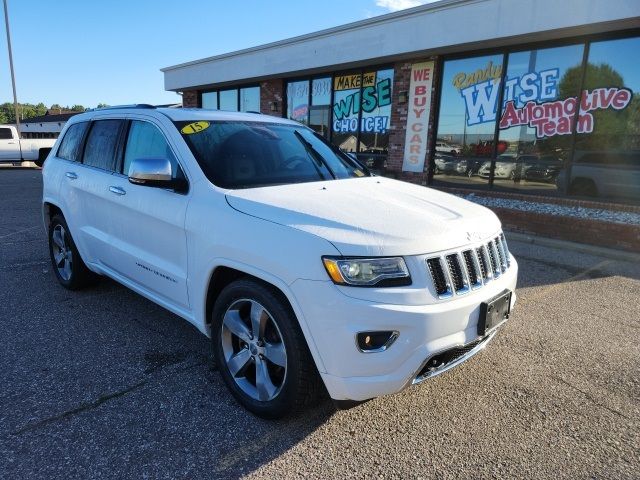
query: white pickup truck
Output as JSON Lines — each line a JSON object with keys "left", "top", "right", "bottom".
{"left": 0, "top": 125, "right": 55, "bottom": 166}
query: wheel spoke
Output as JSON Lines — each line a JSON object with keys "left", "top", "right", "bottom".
{"left": 255, "top": 356, "right": 277, "bottom": 401}
{"left": 223, "top": 309, "right": 251, "bottom": 342}
{"left": 263, "top": 341, "right": 286, "bottom": 367}
{"left": 54, "top": 251, "right": 65, "bottom": 267}
{"left": 52, "top": 228, "right": 64, "bottom": 249}
{"left": 227, "top": 348, "right": 252, "bottom": 377}
{"left": 249, "top": 301, "right": 266, "bottom": 340}
{"left": 63, "top": 260, "right": 72, "bottom": 280}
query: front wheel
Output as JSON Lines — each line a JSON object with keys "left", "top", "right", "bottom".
{"left": 211, "top": 279, "right": 322, "bottom": 418}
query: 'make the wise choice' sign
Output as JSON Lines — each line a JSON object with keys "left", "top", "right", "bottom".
{"left": 402, "top": 61, "right": 435, "bottom": 173}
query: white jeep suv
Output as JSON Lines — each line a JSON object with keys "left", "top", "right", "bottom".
{"left": 42, "top": 106, "right": 518, "bottom": 418}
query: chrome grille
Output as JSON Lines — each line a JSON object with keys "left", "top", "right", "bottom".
{"left": 426, "top": 233, "right": 511, "bottom": 299}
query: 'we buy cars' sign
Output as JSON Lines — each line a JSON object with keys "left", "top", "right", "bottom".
{"left": 402, "top": 61, "right": 434, "bottom": 173}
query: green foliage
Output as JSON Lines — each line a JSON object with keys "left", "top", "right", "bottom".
{"left": 0, "top": 102, "right": 87, "bottom": 124}
{"left": 551, "top": 62, "right": 635, "bottom": 152}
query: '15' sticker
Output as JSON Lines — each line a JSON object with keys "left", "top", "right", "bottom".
{"left": 181, "top": 121, "right": 210, "bottom": 135}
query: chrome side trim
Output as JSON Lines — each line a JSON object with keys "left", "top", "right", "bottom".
{"left": 412, "top": 329, "right": 499, "bottom": 385}
{"left": 355, "top": 330, "right": 400, "bottom": 353}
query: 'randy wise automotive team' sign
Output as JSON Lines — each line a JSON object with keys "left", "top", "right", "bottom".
{"left": 402, "top": 61, "right": 435, "bottom": 172}
{"left": 455, "top": 60, "right": 633, "bottom": 138}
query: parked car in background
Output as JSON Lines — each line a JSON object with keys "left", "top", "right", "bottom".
{"left": 522, "top": 155, "right": 563, "bottom": 183}
{"left": 478, "top": 154, "right": 518, "bottom": 179}
{"left": 434, "top": 153, "right": 466, "bottom": 175}
{"left": 41, "top": 106, "right": 517, "bottom": 418}
{"left": 435, "top": 141, "right": 461, "bottom": 155}
{"left": 557, "top": 150, "right": 640, "bottom": 200}
{"left": 0, "top": 124, "right": 55, "bottom": 166}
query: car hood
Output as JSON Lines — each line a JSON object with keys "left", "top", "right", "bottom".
{"left": 225, "top": 177, "right": 501, "bottom": 256}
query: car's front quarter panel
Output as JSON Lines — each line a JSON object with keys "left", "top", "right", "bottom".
{"left": 185, "top": 183, "right": 343, "bottom": 367}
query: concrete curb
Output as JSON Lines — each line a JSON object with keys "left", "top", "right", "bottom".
{"left": 505, "top": 231, "right": 640, "bottom": 262}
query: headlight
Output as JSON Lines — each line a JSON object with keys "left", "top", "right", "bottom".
{"left": 322, "top": 256, "right": 411, "bottom": 287}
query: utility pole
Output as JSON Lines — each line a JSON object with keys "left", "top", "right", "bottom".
{"left": 3, "top": 0, "right": 21, "bottom": 144}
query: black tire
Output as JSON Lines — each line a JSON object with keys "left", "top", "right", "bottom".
{"left": 569, "top": 178, "right": 598, "bottom": 197}
{"left": 48, "top": 214, "right": 97, "bottom": 290}
{"left": 211, "top": 278, "right": 323, "bottom": 419}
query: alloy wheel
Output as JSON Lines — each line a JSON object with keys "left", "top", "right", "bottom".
{"left": 51, "top": 224, "right": 73, "bottom": 281}
{"left": 221, "top": 299, "right": 287, "bottom": 402}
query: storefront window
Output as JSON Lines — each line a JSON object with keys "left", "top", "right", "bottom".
{"left": 202, "top": 91, "right": 218, "bottom": 110}
{"left": 219, "top": 89, "right": 239, "bottom": 111}
{"left": 309, "top": 77, "right": 331, "bottom": 138}
{"left": 202, "top": 86, "right": 260, "bottom": 112}
{"left": 495, "top": 44, "right": 584, "bottom": 194}
{"left": 331, "top": 69, "right": 394, "bottom": 172}
{"left": 570, "top": 37, "right": 639, "bottom": 203}
{"left": 239, "top": 87, "right": 260, "bottom": 112}
{"left": 286, "top": 80, "right": 309, "bottom": 124}
{"left": 331, "top": 72, "right": 363, "bottom": 154}
{"left": 358, "top": 69, "right": 393, "bottom": 172}
{"left": 433, "top": 54, "right": 504, "bottom": 189}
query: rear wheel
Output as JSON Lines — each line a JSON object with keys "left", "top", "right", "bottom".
{"left": 211, "top": 278, "right": 322, "bottom": 418}
{"left": 48, "top": 214, "right": 97, "bottom": 290}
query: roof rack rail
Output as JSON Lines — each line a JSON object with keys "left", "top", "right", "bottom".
{"left": 89, "top": 104, "right": 157, "bottom": 111}
{"left": 245, "top": 110, "right": 262, "bottom": 114}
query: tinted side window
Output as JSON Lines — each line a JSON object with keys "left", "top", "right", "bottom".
{"left": 82, "top": 120, "right": 123, "bottom": 171}
{"left": 57, "top": 122, "right": 89, "bottom": 162}
{"left": 123, "top": 121, "right": 180, "bottom": 177}
{"left": 0, "top": 128, "right": 13, "bottom": 140}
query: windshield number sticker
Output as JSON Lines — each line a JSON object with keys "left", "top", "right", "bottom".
{"left": 181, "top": 121, "right": 210, "bottom": 135}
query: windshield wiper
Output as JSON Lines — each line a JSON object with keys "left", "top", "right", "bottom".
{"left": 293, "top": 130, "right": 336, "bottom": 180}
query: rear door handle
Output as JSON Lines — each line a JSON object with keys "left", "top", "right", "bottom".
{"left": 109, "top": 186, "right": 126, "bottom": 196}
{"left": 65, "top": 172, "right": 78, "bottom": 180}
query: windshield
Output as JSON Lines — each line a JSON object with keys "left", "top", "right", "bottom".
{"left": 175, "top": 121, "right": 369, "bottom": 189}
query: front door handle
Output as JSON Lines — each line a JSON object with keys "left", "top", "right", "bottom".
{"left": 109, "top": 186, "right": 126, "bottom": 196}
{"left": 65, "top": 172, "right": 78, "bottom": 180}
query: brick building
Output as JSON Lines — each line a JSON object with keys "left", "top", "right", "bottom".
{"left": 162, "top": 0, "right": 640, "bottom": 251}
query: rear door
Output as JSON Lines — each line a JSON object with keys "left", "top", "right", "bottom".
{"left": 105, "top": 118, "right": 191, "bottom": 310}
{"left": 64, "top": 118, "right": 126, "bottom": 266}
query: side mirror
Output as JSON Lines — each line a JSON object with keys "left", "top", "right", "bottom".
{"left": 35, "top": 147, "right": 52, "bottom": 167}
{"left": 128, "top": 157, "right": 187, "bottom": 192}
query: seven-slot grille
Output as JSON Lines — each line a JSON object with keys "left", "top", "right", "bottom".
{"left": 426, "top": 233, "right": 511, "bottom": 299}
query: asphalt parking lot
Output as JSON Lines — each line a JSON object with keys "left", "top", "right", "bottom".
{"left": 1, "top": 168, "right": 638, "bottom": 479}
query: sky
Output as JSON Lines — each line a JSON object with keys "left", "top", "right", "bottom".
{"left": 0, "top": 0, "right": 437, "bottom": 108}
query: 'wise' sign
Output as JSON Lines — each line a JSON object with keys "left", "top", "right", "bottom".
{"left": 402, "top": 61, "right": 434, "bottom": 173}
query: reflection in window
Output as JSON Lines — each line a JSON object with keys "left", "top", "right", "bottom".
{"left": 570, "top": 37, "right": 640, "bottom": 203}
{"left": 495, "top": 44, "right": 584, "bottom": 194}
{"left": 434, "top": 54, "right": 504, "bottom": 188}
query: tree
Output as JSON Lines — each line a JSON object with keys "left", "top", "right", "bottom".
{"left": 559, "top": 62, "right": 631, "bottom": 151}
{"left": 71, "top": 105, "right": 86, "bottom": 112}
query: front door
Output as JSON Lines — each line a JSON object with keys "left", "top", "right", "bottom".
{"left": 104, "top": 119, "right": 190, "bottom": 310}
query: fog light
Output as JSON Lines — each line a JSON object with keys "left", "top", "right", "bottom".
{"left": 356, "top": 331, "right": 399, "bottom": 353}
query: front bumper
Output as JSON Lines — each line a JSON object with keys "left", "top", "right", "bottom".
{"left": 290, "top": 258, "right": 517, "bottom": 401}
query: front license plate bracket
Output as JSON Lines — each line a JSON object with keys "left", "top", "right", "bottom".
{"left": 478, "top": 290, "right": 512, "bottom": 336}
